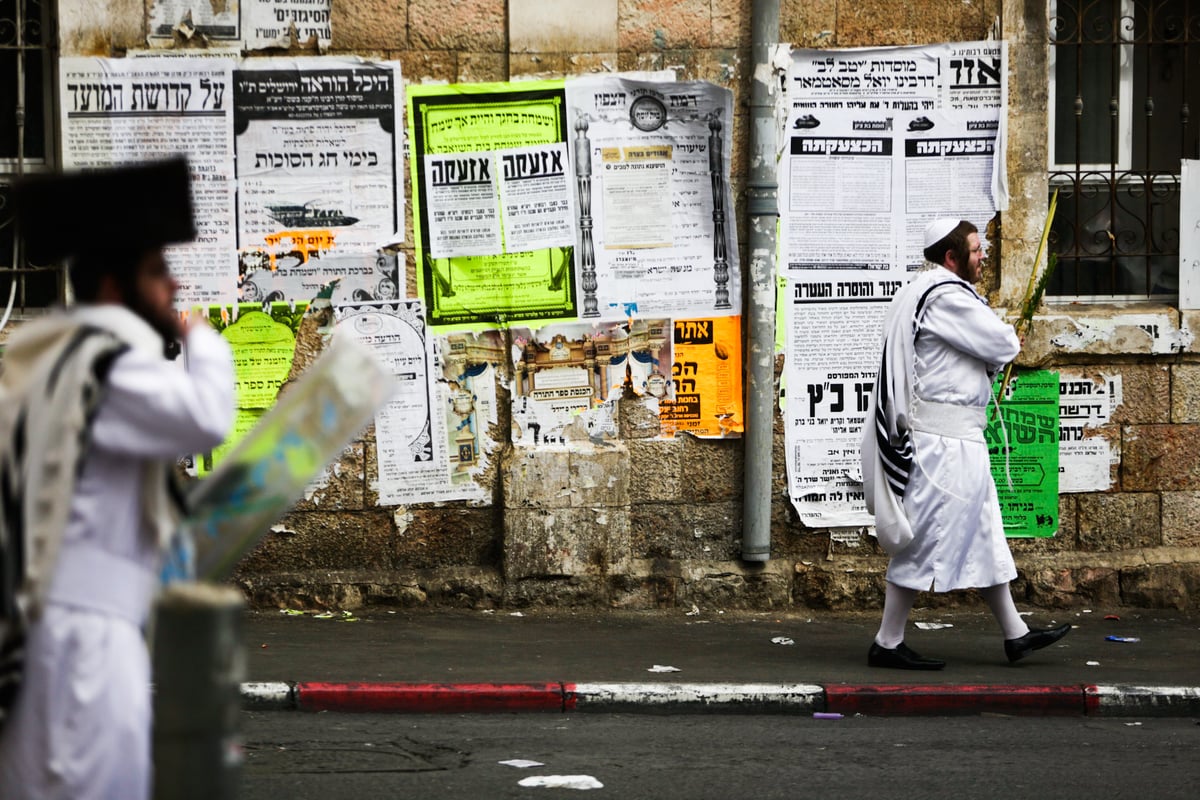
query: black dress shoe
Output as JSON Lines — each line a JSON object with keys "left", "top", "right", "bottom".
{"left": 1005, "top": 623, "right": 1072, "bottom": 663}
{"left": 867, "top": 641, "right": 946, "bottom": 670}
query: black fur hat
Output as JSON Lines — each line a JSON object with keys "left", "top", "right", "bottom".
{"left": 13, "top": 157, "right": 196, "bottom": 264}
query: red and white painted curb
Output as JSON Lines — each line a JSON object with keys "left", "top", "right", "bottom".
{"left": 240, "top": 681, "right": 1200, "bottom": 717}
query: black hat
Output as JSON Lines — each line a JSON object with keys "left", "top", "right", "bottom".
{"left": 13, "top": 157, "right": 196, "bottom": 264}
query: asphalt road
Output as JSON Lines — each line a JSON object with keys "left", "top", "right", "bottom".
{"left": 236, "top": 711, "right": 1200, "bottom": 799}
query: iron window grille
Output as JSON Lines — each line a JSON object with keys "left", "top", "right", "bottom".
{"left": 1048, "top": 0, "right": 1199, "bottom": 300}
{"left": 1, "top": 0, "right": 58, "bottom": 325}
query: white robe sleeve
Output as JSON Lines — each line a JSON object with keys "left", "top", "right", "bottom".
{"left": 919, "top": 286, "right": 1020, "bottom": 369}
{"left": 89, "top": 325, "right": 235, "bottom": 457}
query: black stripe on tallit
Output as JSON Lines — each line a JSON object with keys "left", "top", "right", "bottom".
{"left": 45, "top": 325, "right": 105, "bottom": 394}
{"left": 873, "top": 342, "right": 912, "bottom": 497}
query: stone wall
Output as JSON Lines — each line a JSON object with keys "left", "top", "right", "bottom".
{"left": 38, "top": 1, "right": 1200, "bottom": 611}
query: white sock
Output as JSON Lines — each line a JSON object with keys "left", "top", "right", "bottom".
{"left": 980, "top": 583, "right": 1030, "bottom": 640}
{"left": 875, "top": 582, "right": 919, "bottom": 649}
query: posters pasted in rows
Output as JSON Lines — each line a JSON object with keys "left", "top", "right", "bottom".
{"left": 60, "top": 56, "right": 405, "bottom": 308}
{"left": 779, "top": 41, "right": 1017, "bottom": 527}
{"left": 564, "top": 77, "right": 740, "bottom": 320}
{"left": 148, "top": 0, "right": 332, "bottom": 51}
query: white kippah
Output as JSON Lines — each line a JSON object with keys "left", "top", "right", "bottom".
{"left": 923, "top": 217, "right": 960, "bottom": 249}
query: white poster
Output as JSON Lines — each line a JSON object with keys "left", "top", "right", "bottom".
{"left": 780, "top": 41, "right": 1008, "bottom": 524}
{"left": 334, "top": 301, "right": 484, "bottom": 505}
{"left": 1058, "top": 372, "right": 1122, "bottom": 492}
{"left": 497, "top": 143, "right": 577, "bottom": 253}
{"left": 233, "top": 59, "right": 404, "bottom": 304}
{"left": 566, "top": 76, "right": 740, "bottom": 319}
{"left": 424, "top": 152, "right": 502, "bottom": 257}
{"left": 60, "top": 56, "right": 238, "bottom": 307}
{"left": 1179, "top": 160, "right": 1200, "bottom": 309}
{"left": 148, "top": 0, "right": 332, "bottom": 51}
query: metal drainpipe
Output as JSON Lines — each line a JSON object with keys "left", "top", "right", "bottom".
{"left": 741, "top": 0, "right": 780, "bottom": 562}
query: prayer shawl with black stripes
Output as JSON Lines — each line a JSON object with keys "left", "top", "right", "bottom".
{"left": 860, "top": 268, "right": 968, "bottom": 556}
{"left": 0, "top": 307, "right": 174, "bottom": 730}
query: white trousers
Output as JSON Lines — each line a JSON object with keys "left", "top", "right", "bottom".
{"left": 0, "top": 605, "right": 151, "bottom": 800}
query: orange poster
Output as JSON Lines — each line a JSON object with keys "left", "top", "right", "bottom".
{"left": 659, "top": 316, "right": 743, "bottom": 438}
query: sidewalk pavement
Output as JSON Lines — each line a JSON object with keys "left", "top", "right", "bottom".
{"left": 238, "top": 605, "right": 1200, "bottom": 717}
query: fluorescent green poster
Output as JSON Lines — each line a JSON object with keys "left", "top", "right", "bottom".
{"left": 986, "top": 370, "right": 1060, "bottom": 538}
{"left": 196, "top": 303, "right": 306, "bottom": 473}
{"left": 408, "top": 81, "right": 577, "bottom": 327}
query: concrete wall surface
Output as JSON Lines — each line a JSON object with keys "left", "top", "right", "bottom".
{"left": 30, "top": 0, "right": 1200, "bottom": 611}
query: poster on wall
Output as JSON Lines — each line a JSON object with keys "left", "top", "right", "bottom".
{"left": 509, "top": 319, "right": 671, "bottom": 446}
{"left": 408, "top": 81, "right": 578, "bottom": 327}
{"left": 59, "top": 57, "right": 238, "bottom": 307}
{"left": 148, "top": 0, "right": 332, "bottom": 51}
{"left": 334, "top": 300, "right": 487, "bottom": 504}
{"left": 987, "top": 370, "right": 1060, "bottom": 537}
{"left": 233, "top": 59, "right": 404, "bottom": 305}
{"left": 565, "top": 77, "right": 740, "bottom": 319}
{"left": 659, "top": 317, "right": 744, "bottom": 438}
{"left": 1058, "top": 371, "right": 1122, "bottom": 492}
{"left": 779, "top": 41, "right": 1008, "bottom": 524}
{"left": 193, "top": 303, "right": 307, "bottom": 474}
{"left": 434, "top": 330, "right": 503, "bottom": 491}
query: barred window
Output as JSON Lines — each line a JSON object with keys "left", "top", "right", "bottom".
{"left": 1048, "top": 0, "right": 1199, "bottom": 300}
{"left": 1, "top": 0, "right": 59, "bottom": 322}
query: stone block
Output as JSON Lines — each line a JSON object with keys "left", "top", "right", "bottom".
{"left": 1018, "top": 565, "right": 1120, "bottom": 608}
{"left": 396, "top": 506, "right": 501, "bottom": 569}
{"left": 676, "top": 560, "right": 793, "bottom": 609}
{"left": 458, "top": 51, "right": 507, "bottom": 82}
{"left": 792, "top": 561, "right": 888, "bottom": 610}
{"left": 1179, "top": 310, "right": 1200, "bottom": 353}
{"left": 331, "top": 2, "right": 407, "bottom": 50}
{"left": 780, "top": 0, "right": 837, "bottom": 47}
{"left": 1170, "top": 364, "right": 1200, "bottom": 422}
{"left": 508, "top": 52, "right": 567, "bottom": 79}
{"left": 1122, "top": 424, "right": 1200, "bottom": 491}
{"left": 409, "top": 0, "right": 506, "bottom": 50}
{"left": 681, "top": 437, "right": 744, "bottom": 501}
{"left": 503, "top": 446, "right": 573, "bottom": 508}
{"left": 618, "top": 0, "right": 713, "bottom": 50}
{"left": 1119, "top": 562, "right": 1200, "bottom": 610}
{"left": 398, "top": 49, "right": 458, "bottom": 83}
{"left": 235, "top": 511, "right": 394, "bottom": 572}
{"left": 909, "top": 0, "right": 997, "bottom": 43}
{"left": 629, "top": 438, "right": 683, "bottom": 503}
{"left": 291, "top": 443, "right": 365, "bottom": 511}
{"left": 631, "top": 501, "right": 742, "bottom": 560}
{"left": 1160, "top": 492, "right": 1200, "bottom": 548}
{"left": 1022, "top": 308, "right": 1187, "bottom": 362}
{"left": 619, "top": 397, "right": 662, "bottom": 439}
{"left": 564, "top": 53, "right": 620, "bottom": 74}
{"left": 1076, "top": 492, "right": 1161, "bottom": 551}
{"left": 503, "top": 576, "right": 610, "bottom": 606}
{"left": 511, "top": 0, "right": 618, "bottom": 52}
{"left": 712, "top": 0, "right": 751, "bottom": 49}
{"left": 569, "top": 444, "right": 630, "bottom": 507}
{"left": 504, "top": 507, "right": 630, "bottom": 581}
{"left": 609, "top": 570, "right": 681, "bottom": 609}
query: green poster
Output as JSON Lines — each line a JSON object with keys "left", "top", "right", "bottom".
{"left": 408, "top": 81, "right": 577, "bottom": 327}
{"left": 197, "top": 302, "right": 306, "bottom": 473}
{"left": 986, "top": 369, "right": 1060, "bottom": 538}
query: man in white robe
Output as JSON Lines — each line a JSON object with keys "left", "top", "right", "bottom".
{"left": 0, "top": 159, "right": 235, "bottom": 797}
{"left": 860, "top": 218, "right": 1070, "bottom": 669}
